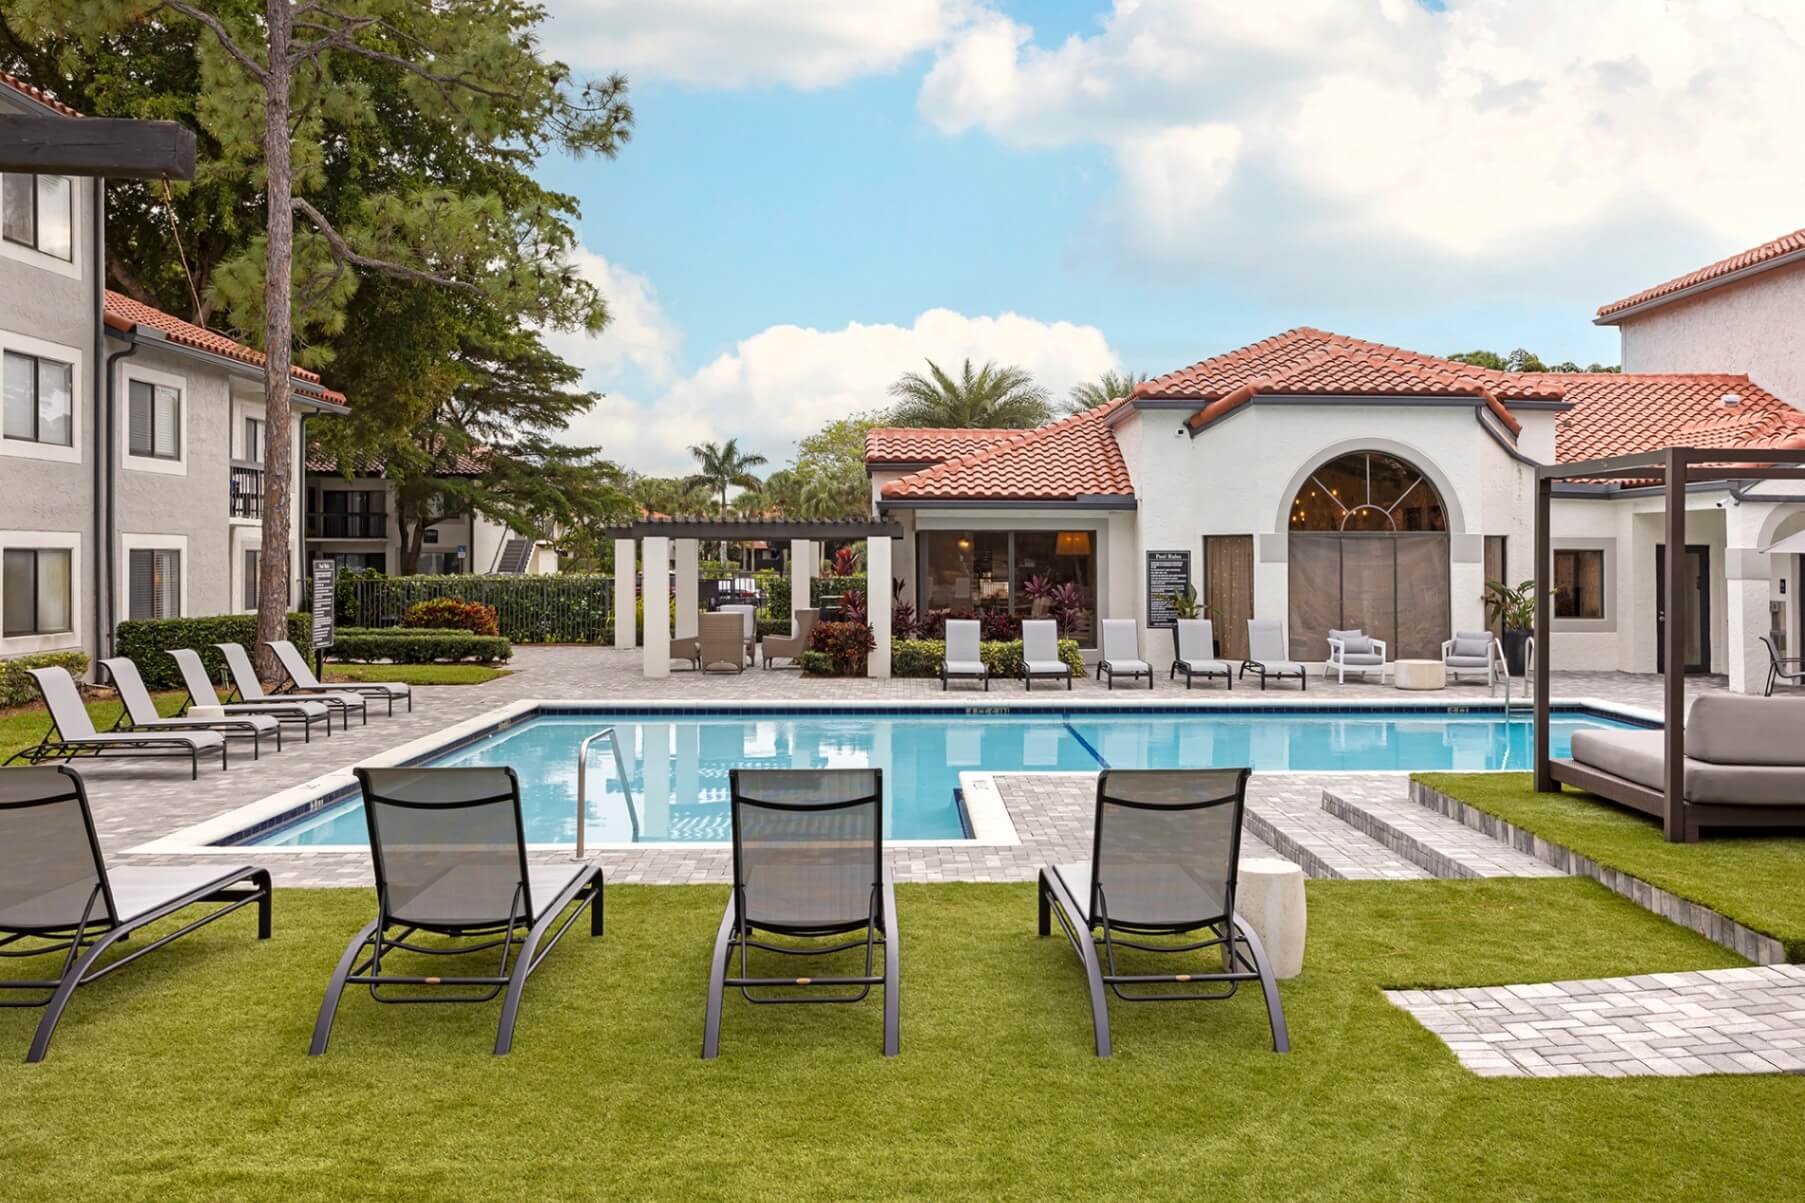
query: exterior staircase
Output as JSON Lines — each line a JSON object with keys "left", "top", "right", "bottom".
{"left": 496, "top": 536, "right": 534, "bottom": 574}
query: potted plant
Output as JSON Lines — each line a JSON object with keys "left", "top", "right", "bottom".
{"left": 1482, "top": 579, "right": 1538, "bottom": 675}
{"left": 1164, "top": 582, "right": 1204, "bottom": 620}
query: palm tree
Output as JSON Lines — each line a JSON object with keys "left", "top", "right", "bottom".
{"left": 686, "top": 438, "right": 768, "bottom": 560}
{"left": 886, "top": 358, "right": 1051, "bottom": 428}
{"left": 1062, "top": 369, "right": 1149, "bottom": 415}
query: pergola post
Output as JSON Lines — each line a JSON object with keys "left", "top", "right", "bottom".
{"left": 790, "top": 539, "right": 813, "bottom": 629}
{"left": 867, "top": 535, "right": 892, "bottom": 679}
{"left": 674, "top": 539, "right": 700, "bottom": 641}
{"left": 642, "top": 536, "right": 671, "bottom": 679}
{"left": 1533, "top": 473, "right": 1553, "bottom": 792}
{"left": 1662, "top": 448, "right": 1687, "bottom": 841}
{"left": 612, "top": 539, "right": 636, "bottom": 651}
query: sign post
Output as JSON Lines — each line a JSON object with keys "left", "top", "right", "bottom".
{"left": 310, "top": 559, "right": 337, "bottom": 677}
{"left": 1145, "top": 550, "right": 1192, "bottom": 629}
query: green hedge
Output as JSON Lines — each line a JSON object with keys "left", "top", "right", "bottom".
{"left": 891, "top": 637, "right": 1085, "bottom": 679}
{"left": 329, "top": 629, "right": 513, "bottom": 664}
{"left": 0, "top": 651, "right": 91, "bottom": 707}
{"left": 338, "top": 574, "right": 612, "bottom": 643}
{"left": 115, "top": 613, "right": 311, "bottom": 690}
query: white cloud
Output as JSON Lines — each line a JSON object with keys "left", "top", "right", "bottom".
{"left": 918, "top": 1, "right": 1805, "bottom": 291}
{"left": 565, "top": 308, "right": 1120, "bottom": 475}
{"left": 543, "top": 248, "right": 681, "bottom": 384}
{"left": 546, "top": 0, "right": 984, "bottom": 89}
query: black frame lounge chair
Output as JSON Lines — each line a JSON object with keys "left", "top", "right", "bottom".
{"left": 1036, "top": 768, "right": 1289, "bottom": 1057}
{"left": 169, "top": 648, "right": 332, "bottom": 742}
{"left": 100, "top": 656, "right": 280, "bottom": 758}
{"left": 0, "top": 766, "right": 270, "bottom": 1062}
{"left": 3, "top": 667, "right": 227, "bottom": 778}
{"left": 1097, "top": 618, "right": 1154, "bottom": 689}
{"left": 269, "top": 638, "right": 412, "bottom": 715}
{"left": 1239, "top": 619, "right": 1307, "bottom": 691}
{"left": 217, "top": 642, "right": 366, "bottom": 730}
{"left": 702, "top": 768, "right": 898, "bottom": 1059}
{"left": 1171, "top": 618, "right": 1232, "bottom": 690}
{"left": 1760, "top": 634, "right": 1805, "bottom": 696}
{"left": 940, "top": 618, "right": 989, "bottom": 691}
{"left": 310, "top": 767, "right": 604, "bottom": 1056}
{"left": 1021, "top": 619, "right": 1073, "bottom": 691}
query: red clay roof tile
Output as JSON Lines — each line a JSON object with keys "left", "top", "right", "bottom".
{"left": 1553, "top": 373, "right": 1805, "bottom": 460}
{"left": 105, "top": 291, "right": 347, "bottom": 405}
{"left": 864, "top": 427, "right": 1020, "bottom": 465}
{"left": 1597, "top": 227, "right": 1805, "bottom": 320}
{"left": 0, "top": 72, "right": 84, "bottom": 119}
{"left": 879, "top": 400, "right": 1134, "bottom": 502}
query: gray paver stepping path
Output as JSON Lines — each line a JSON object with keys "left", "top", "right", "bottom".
{"left": 1244, "top": 775, "right": 1430, "bottom": 880}
{"left": 1388, "top": 965, "right": 1805, "bottom": 1078}
{"left": 1320, "top": 788, "right": 1566, "bottom": 879}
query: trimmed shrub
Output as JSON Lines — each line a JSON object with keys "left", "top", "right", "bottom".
{"left": 115, "top": 613, "right": 311, "bottom": 690}
{"left": 328, "top": 629, "right": 512, "bottom": 664}
{"left": 0, "top": 651, "right": 91, "bottom": 707}
{"left": 402, "top": 597, "right": 500, "bottom": 636}
{"left": 806, "top": 620, "right": 875, "bottom": 676}
{"left": 799, "top": 650, "right": 833, "bottom": 675}
{"left": 890, "top": 637, "right": 1084, "bottom": 680}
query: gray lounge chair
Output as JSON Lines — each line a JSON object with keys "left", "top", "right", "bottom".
{"left": 1555, "top": 694, "right": 1805, "bottom": 842}
{"left": 216, "top": 642, "right": 365, "bottom": 730}
{"left": 1036, "top": 768, "right": 1289, "bottom": 1057}
{"left": 3, "top": 667, "right": 227, "bottom": 778}
{"left": 1325, "top": 627, "right": 1388, "bottom": 684}
{"left": 762, "top": 608, "right": 818, "bottom": 669}
{"left": 1760, "top": 634, "right": 1805, "bottom": 696}
{"left": 309, "top": 766, "right": 604, "bottom": 1056}
{"left": 940, "top": 619, "right": 988, "bottom": 691}
{"left": 1097, "top": 619, "right": 1153, "bottom": 689}
{"left": 1240, "top": 620, "right": 1306, "bottom": 691}
{"left": 702, "top": 768, "right": 897, "bottom": 1059}
{"left": 1440, "top": 630, "right": 1497, "bottom": 686}
{"left": 101, "top": 656, "right": 280, "bottom": 758}
{"left": 700, "top": 611, "right": 746, "bottom": 673}
{"left": 169, "top": 647, "right": 332, "bottom": 741}
{"left": 1171, "top": 619, "right": 1232, "bottom": 690}
{"left": 1021, "top": 619, "right": 1073, "bottom": 691}
{"left": 0, "top": 766, "right": 271, "bottom": 1062}
{"left": 269, "top": 639, "right": 411, "bottom": 715}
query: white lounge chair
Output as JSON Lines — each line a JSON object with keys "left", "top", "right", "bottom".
{"left": 1021, "top": 619, "right": 1072, "bottom": 691}
{"left": 216, "top": 642, "right": 366, "bottom": 730}
{"left": 1240, "top": 620, "right": 1306, "bottom": 691}
{"left": 3, "top": 667, "right": 226, "bottom": 778}
{"left": 1440, "top": 631, "right": 1498, "bottom": 686}
{"left": 1171, "top": 619, "right": 1232, "bottom": 690}
{"left": 169, "top": 648, "right": 332, "bottom": 741}
{"left": 1325, "top": 627, "right": 1388, "bottom": 684}
{"left": 1097, "top": 619, "right": 1153, "bottom": 690}
{"left": 100, "top": 656, "right": 280, "bottom": 759}
{"left": 940, "top": 619, "right": 988, "bottom": 691}
{"left": 269, "top": 639, "right": 411, "bottom": 715}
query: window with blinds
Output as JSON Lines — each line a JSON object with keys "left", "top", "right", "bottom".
{"left": 243, "top": 549, "right": 259, "bottom": 611}
{"left": 2, "top": 349, "right": 73, "bottom": 446}
{"left": 128, "top": 379, "right": 181, "bottom": 459}
{"left": 2, "top": 547, "right": 72, "bottom": 637}
{"left": 128, "top": 548, "right": 181, "bottom": 620}
{"left": 1, "top": 172, "right": 73, "bottom": 260}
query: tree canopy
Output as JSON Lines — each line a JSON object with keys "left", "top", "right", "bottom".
{"left": 1446, "top": 348, "right": 1620, "bottom": 373}
{"left": 887, "top": 358, "right": 1051, "bottom": 428}
{"left": 1062, "top": 369, "right": 1149, "bottom": 415}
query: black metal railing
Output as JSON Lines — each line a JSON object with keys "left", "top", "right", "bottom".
{"left": 338, "top": 573, "right": 615, "bottom": 642}
{"left": 307, "top": 511, "right": 389, "bottom": 539}
{"left": 229, "top": 462, "right": 263, "bottom": 519}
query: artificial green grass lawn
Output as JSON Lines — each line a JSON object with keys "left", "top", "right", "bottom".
{"left": 1416, "top": 772, "right": 1805, "bottom": 960}
{"left": 3, "top": 880, "right": 1802, "bottom": 1201}
{"left": 0, "top": 692, "right": 185, "bottom": 767}
{"left": 322, "top": 662, "right": 509, "bottom": 686}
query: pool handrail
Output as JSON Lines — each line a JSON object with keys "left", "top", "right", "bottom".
{"left": 575, "top": 726, "right": 637, "bottom": 856}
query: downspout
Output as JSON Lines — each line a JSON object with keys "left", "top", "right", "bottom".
{"left": 90, "top": 176, "right": 105, "bottom": 666}
{"left": 103, "top": 334, "right": 140, "bottom": 658}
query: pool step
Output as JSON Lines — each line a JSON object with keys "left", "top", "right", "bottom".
{"left": 1243, "top": 799, "right": 1431, "bottom": 881}
{"left": 1320, "top": 789, "right": 1566, "bottom": 880}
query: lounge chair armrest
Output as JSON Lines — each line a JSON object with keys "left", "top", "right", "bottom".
{"left": 1439, "top": 638, "right": 1455, "bottom": 657}
{"left": 1370, "top": 638, "right": 1387, "bottom": 660}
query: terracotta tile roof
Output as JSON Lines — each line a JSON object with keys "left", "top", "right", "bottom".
{"left": 864, "top": 427, "right": 1020, "bottom": 465}
{"left": 104, "top": 291, "right": 347, "bottom": 404}
{"left": 306, "top": 447, "right": 487, "bottom": 476}
{"left": 879, "top": 400, "right": 1134, "bottom": 502}
{"left": 0, "top": 71, "right": 84, "bottom": 119}
{"left": 1553, "top": 374, "right": 1805, "bottom": 462}
{"left": 1597, "top": 227, "right": 1805, "bottom": 320}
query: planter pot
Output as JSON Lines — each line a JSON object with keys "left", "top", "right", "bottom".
{"left": 1500, "top": 628, "right": 1530, "bottom": 676}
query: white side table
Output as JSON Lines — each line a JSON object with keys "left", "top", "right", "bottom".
{"left": 1231, "top": 856, "right": 1306, "bottom": 979}
{"left": 1393, "top": 659, "right": 1447, "bottom": 690}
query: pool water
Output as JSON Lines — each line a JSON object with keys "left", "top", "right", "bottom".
{"left": 247, "top": 707, "right": 1645, "bottom": 847}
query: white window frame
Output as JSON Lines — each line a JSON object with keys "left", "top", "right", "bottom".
{"left": 0, "top": 171, "right": 81, "bottom": 280}
{"left": 120, "top": 363, "right": 188, "bottom": 476}
{"left": 118, "top": 532, "right": 189, "bottom": 623}
{"left": 233, "top": 528, "right": 262, "bottom": 614}
{"left": 0, "top": 529, "right": 82, "bottom": 655}
{"left": 0, "top": 329, "right": 83, "bottom": 465}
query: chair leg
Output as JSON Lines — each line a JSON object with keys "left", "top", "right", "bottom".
{"left": 253, "top": 869, "right": 273, "bottom": 939}
{"left": 25, "top": 924, "right": 134, "bottom": 1063}
{"left": 1041, "top": 870, "right": 1111, "bottom": 1057}
{"left": 309, "top": 918, "right": 380, "bottom": 1056}
{"left": 701, "top": 896, "right": 738, "bottom": 1060}
{"left": 880, "top": 879, "right": 900, "bottom": 1057}
{"left": 1231, "top": 915, "right": 1291, "bottom": 1053}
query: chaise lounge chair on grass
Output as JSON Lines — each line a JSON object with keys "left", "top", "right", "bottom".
{"left": 702, "top": 768, "right": 898, "bottom": 1059}
{"left": 216, "top": 642, "right": 365, "bottom": 731}
{"left": 1759, "top": 634, "right": 1805, "bottom": 697}
{"left": 1240, "top": 620, "right": 1306, "bottom": 691}
{"left": 309, "top": 766, "right": 604, "bottom": 1056}
{"left": 1036, "top": 767, "right": 1289, "bottom": 1057}
{"left": 761, "top": 608, "right": 819, "bottom": 669}
{"left": 940, "top": 619, "right": 988, "bottom": 691}
{"left": 1440, "top": 630, "right": 1498, "bottom": 687}
{"left": 169, "top": 648, "right": 332, "bottom": 742}
{"left": 1021, "top": 619, "right": 1073, "bottom": 691}
{"left": 1553, "top": 694, "right": 1805, "bottom": 842}
{"left": 4, "top": 667, "right": 227, "bottom": 778}
{"left": 269, "top": 639, "right": 411, "bottom": 716}
{"left": 1325, "top": 628, "right": 1388, "bottom": 684}
{"left": 1171, "top": 619, "right": 1232, "bottom": 690}
{"left": 100, "top": 657, "right": 280, "bottom": 760}
{"left": 1097, "top": 619, "right": 1153, "bottom": 689}
{"left": 0, "top": 766, "right": 270, "bottom": 1062}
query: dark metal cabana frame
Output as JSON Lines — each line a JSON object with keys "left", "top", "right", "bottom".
{"left": 1533, "top": 447, "right": 1805, "bottom": 842}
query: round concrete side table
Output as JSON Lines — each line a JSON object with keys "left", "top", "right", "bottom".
{"left": 1230, "top": 856, "right": 1306, "bottom": 979}
{"left": 1393, "top": 659, "right": 1447, "bottom": 690}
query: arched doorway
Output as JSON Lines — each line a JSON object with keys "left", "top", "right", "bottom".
{"left": 1286, "top": 450, "right": 1450, "bottom": 659}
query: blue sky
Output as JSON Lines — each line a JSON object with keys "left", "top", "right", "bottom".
{"left": 537, "top": 1, "right": 1805, "bottom": 474}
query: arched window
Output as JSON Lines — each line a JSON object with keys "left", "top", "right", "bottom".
{"left": 1289, "top": 451, "right": 1447, "bottom": 533}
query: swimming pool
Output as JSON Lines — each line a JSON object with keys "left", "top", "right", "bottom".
{"left": 239, "top": 704, "right": 1648, "bottom": 848}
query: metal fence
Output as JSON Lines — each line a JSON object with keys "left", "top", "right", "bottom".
{"left": 338, "top": 574, "right": 615, "bottom": 643}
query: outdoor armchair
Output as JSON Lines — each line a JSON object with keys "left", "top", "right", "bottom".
{"left": 1759, "top": 634, "right": 1805, "bottom": 697}
{"left": 216, "top": 642, "right": 366, "bottom": 730}
{"left": 1036, "top": 767, "right": 1289, "bottom": 1057}
{"left": 670, "top": 635, "right": 704, "bottom": 671}
{"left": 940, "top": 619, "right": 988, "bottom": 691}
{"left": 1097, "top": 619, "right": 1153, "bottom": 689}
{"left": 0, "top": 766, "right": 270, "bottom": 1062}
{"left": 702, "top": 768, "right": 897, "bottom": 1058}
{"left": 4, "top": 667, "right": 227, "bottom": 778}
{"left": 1440, "top": 631, "right": 1498, "bottom": 686}
{"left": 1325, "top": 628, "right": 1388, "bottom": 684}
{"left": 309, "top": 766, "right": 604, "bottom": 1056}
{"left": 169, "top": 647, "right": 332, "bottom": 741}
{"left": 1171, "top": 619, "right": 1232, "bottom": 690}
{"left": 761, "top": 608, "right": 818, "bottom": 669}
{"left": 269, "top": 639, "right": 412, "bottom": 715}
{"left": 1021, "top": 619, "right": 1073, "bottom": 691}
{"left": 700, "top": 611, "right": 747, "bottom": 673}
{"left": 1240, "top": 620, "right": 1307, "bottom": 691}
{"left": 101, "top": 656, "right": 280, "bottom": 758}
{"left": 718, "top": 604, "right": 757, "bottom": 666}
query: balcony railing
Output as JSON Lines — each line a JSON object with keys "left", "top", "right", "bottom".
{"left": 306, "top": 511, "right": 389, "bottom": 539}
{"left": 229, "top": 462, "right": 263, "bottom": 519}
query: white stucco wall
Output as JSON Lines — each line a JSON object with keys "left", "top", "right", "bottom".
{"left": 1613, "top": 261, "right": 1805, "bottom": 405}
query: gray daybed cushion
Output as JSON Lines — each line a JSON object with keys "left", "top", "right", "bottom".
{"left": 1569, "top": 695, "right": 1805, "bottom": 806}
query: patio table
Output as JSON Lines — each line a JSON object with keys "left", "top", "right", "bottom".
{"left": 1394, "top": 659, "right": 1447, "bottom": 690}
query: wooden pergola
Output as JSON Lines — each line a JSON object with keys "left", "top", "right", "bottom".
{"left": 1533, "top": 446, "right": 1805, "bottom": 840}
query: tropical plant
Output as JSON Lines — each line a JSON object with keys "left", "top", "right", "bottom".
{"left": 824, "top": 547, "right": 862, "bottom": 578}
{"left": 1483, "top": 579, "right": 1541, "bottom": 631}
{"left": 1164, "top": 582, "right": 1203, "bottom": 620}
{"left": 886, "top": 358, "right": 1051, "bottom": 429}
{"left": 806, "top": 621, "right": 876, "bottom": 676}
{"left": 401, "top": 598, "right": 500, "bottom": 637}
{"left": 1049, "top": 581, "right": 1087, "bottom": 629}
{"left": 685, "top": 438, "right": 768, "bottom": 559}
{"left": 1062, "top": 369, "right": 1149, "bottom": 415}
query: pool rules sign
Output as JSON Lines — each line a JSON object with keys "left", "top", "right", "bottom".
{"left": 310, "top": 560, "right": 337, "bottom": 649}
{"left": 1145, "top": 550, "right": 1191, "bottom": 629}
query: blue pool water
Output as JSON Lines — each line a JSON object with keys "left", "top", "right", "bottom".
{"left": 244, "top": 706, "right": 1647, "bottom": 847}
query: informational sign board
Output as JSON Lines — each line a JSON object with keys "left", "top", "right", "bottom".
{"left": 310, "top": 559, "right": 337, "bottom": 649}
{"left": 1145, "top": 549, "right": 1192, "bottom": 629}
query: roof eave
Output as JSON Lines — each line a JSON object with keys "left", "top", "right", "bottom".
{"left": 1596, "top": 246, "right": 1805, "bottom": 325}
{"left": 107, "top": 322, "right": 347, "bottom": 409}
